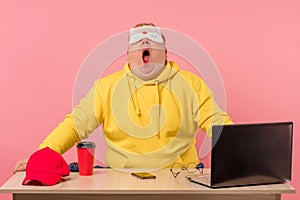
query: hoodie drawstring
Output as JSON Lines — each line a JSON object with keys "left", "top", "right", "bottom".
{"left": 127, "top": 75, "right": 161, "bottom": 138}
{"left": 127, "top": 74, "right": 141, "bottom": 116}
{"left": 125, "top": 62, "right": 180, "bottom": 139}
{"left": 155, "top": 80, "right": 160, "bottom": 138}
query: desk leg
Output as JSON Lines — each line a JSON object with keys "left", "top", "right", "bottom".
{"left": 13, "top": 194, "right": 281, "bottom": 200}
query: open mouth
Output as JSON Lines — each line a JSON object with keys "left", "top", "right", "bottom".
{"left": 142, "top": 49, "right": 150, "bottom": 64}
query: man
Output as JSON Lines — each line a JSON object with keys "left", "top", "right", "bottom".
{"left": 15, "top": 23, "right": 232, "bottom": 172}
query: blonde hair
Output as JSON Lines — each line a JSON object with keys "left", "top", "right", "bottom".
{"left": 134, "top": 23, "right": 156, "bottom": 28}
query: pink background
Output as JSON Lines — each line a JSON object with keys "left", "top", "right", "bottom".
{"left": 0, "top": 1, "right": 299, "bottom": 199}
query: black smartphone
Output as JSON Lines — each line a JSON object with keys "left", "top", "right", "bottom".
{"left": 131, "top": 172, "right": 156, "bottom": 179}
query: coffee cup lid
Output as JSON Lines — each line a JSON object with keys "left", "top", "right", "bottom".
{"left": 76, "top": 142, "right": 96, "bottom": 148}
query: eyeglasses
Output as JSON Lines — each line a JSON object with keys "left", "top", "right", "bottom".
{"left": 170, "top": 162, "right": 204, "bottom": 178}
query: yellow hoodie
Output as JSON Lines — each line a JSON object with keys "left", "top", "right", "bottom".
{"left": 40, "top": 61, "right": 233, "bottom": 168}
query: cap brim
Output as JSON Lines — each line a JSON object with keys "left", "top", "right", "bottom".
{"left": 22, "top": 172, "right": 62, "bottom": 186}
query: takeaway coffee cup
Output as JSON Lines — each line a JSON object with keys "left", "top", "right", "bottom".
{"left": 76, "top": 142, "right": 96, "bottom": 176}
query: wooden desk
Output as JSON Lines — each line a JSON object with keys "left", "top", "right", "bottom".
{"left": 0, "top": 169, "right": 295, "bottom": 200}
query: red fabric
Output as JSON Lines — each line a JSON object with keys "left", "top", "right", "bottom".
{"left": 22, "top": 147, "right": 70, "bottom": 186}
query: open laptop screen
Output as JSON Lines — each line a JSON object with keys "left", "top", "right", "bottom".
{"left": 211, "top": 122, "right": 293, "bottom": 188}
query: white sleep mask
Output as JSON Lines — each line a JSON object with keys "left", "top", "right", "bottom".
{"left": 129, "top": 26, "right": 164, "bottom": 45}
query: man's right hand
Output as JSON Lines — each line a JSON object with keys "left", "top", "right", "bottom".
{"left": 14, "top": 158, "right": 28, "bottom": 174}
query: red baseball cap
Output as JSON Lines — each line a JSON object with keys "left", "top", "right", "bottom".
{"left": 22, "top": 147, "right": 70, "bottom": 186}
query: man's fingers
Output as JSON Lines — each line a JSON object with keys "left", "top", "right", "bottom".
{"left": 14, "top": 158, "right": 28, "bottom": 174}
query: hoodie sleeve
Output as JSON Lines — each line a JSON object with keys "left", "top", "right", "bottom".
{"left": 194, "top": 78, "right": 233, "bottom": 137}
{"left": 39, "top": 80, "right": 103, "bottom": 154}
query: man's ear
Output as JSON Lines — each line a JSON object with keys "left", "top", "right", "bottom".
{"left": 164, "top": 49, "right": 168, "bottom": 65}
{"left": 165, "top": 49, "right": 168, "bottom": 59}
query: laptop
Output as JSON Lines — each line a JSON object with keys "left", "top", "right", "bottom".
{"left": 186, "top": 122, "right": 293, "bottom": 188}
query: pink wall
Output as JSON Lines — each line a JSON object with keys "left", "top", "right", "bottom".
{"left": 1, "top": 1, "right": 299, "bottom": 199}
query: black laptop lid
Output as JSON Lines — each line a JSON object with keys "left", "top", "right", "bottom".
{"left": 211, "top": 122, "right": 293, "bottom": 188}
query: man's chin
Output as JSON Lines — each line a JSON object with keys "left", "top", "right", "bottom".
{"left": 134, "top": 69, "right": 158, "bottom": 81}
{"left": 130, "top": 63, "right": 165, "bottom": 81}
{"left": 139, "top": 64, "right": 155, "bottom": 74}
